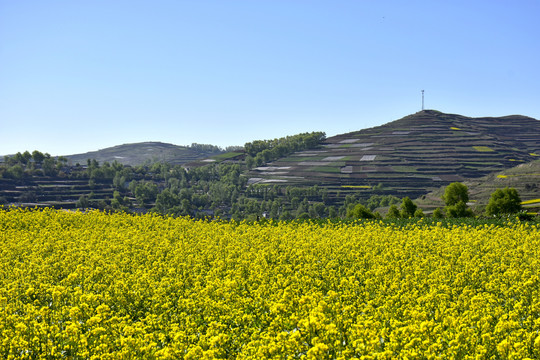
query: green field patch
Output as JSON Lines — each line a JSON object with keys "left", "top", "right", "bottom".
{"left": 38, "top": 184, "right": 72, "bottom": 188}
{"left": 284, "top": 156, "right": 326, "bottom": 162}
{"left": 211, "top": 152, "right": 243, "bottom": 160}
{"left": 463, "top": 161, "right": 502, "bottom": 166}
{"left": 309, "top": 166, "right": 342, "bottom": 173}
{"left": 473, "top": 146, "right": 494, "bottom": 152}
{"left": 361, "top": 173, "right": 404, "bottom": 179}
{"left": 342, "top": 185, "right": 372, "bottom": 189}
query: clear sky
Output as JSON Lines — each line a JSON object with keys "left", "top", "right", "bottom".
{"left": 1, "top": 0, "right": 539, "bottom": 156}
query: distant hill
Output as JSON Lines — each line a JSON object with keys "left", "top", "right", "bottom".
{"left": 64, "top": 142, "right": 225, "bottom": 166}
{"left": 247, "top": 110, "right": 540, "bottom": 200}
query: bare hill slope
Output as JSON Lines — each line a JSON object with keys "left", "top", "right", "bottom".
{"left": 64, "top": 142, "right": 224, "bottom": 166}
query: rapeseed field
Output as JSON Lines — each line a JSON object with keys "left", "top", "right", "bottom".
{"left": 1, "top": 208, "right": 539, "bottom": 359}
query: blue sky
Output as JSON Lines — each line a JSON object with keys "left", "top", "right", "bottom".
{"left": 1, "top": 0, "right": 539, "bottom": 156}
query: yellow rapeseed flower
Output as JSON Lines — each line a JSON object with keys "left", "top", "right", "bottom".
{"left": 0, "top": 208, "right": 538, "bottom": 358}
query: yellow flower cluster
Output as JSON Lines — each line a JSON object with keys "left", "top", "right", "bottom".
{"left": 1, "top": 208, "right": 539, "bottom": 359}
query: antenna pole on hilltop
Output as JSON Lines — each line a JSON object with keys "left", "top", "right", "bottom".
{"left": 421, "top": 90, "right": 425, "bottom": 111}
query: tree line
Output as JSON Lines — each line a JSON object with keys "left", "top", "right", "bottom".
{"left": 244, "top": 131, "right": 326, "bottom": 168}
{"left": 0, "top": 144, "right": 533, "bottom": 220}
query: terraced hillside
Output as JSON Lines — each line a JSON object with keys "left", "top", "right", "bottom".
{"left": 0, "top": 177, "right": 117, "bottom": 209}
{"left": 65, "top": 142, "right": 224, "bottom": 166}
{"left": 247, "top": 110, "right": 540, "bottom": 200}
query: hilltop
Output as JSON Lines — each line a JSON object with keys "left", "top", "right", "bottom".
{"left": 64, "top": 142, "right": 224, "bottom": 166}
{"left": 247, "top": 110, "right": 540, "bottom": 200}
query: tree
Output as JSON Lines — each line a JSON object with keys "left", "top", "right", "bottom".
{"left": 295, "top": 198, "right": 309, "bottom": 218}
{"left": 312, "top": 202, "right": 326, "bottom": 218}
{"left": 485, "top": 187, "right": 522, "bottom": 216}
{"left": 245, "top": 155, "right": 255, "bottom": 169}
{"left": 4, "top": 155, "right": 16, "bottom": 166}
{"left": 443, "top": 182, "right": 473, "bottom": 218}
{"left": 32, "top": 150, "right": 45, "bottom": 164}
{"left": 443, "top": 182, "right": 469, "bottom": 206}
{"left": 113, "top": 174, "right": 127, "bottom": 190}
{"left": 57, "top": 156, "right": 68, "bottom": 169}
{"left": 6, "top": 164, "right": 24, "bottom": 179}
{"left": 42, "top": 157, "right": 57, "bottom": 176}
{"left": 328, "top": 206, "right": 338, "bottom": 218}
{"left": 133, "top": 181, "right": 158, "bottom": 207}
{"left": 12, "top": 152, "right": 24, "bottom": 164}
{"left": 269, "top": 200, "right": 280, "bottom": 219}
{"left": 76, "top": 195, "right": 90, "bottom": 208}
{"left": 446, "top": 201, "right": 473, "bottom": 218}
{"left": 279, "top": 211, "right": 294, "bottom": 221}
{"left": 155, "top": 189, "right": 180, "bottom": 213}
{"left": 181, "top": 199, "right": 192, "bottom": 216}
{"left": 21, "top": 151, "right": 32, "bottom": 164}
{"left": 432, "top": 208, "right": 444, "bottom": 219}
{"left": 400, "top": 197, "right": 417, "bottom": 218}
{"left": 347, "top": 204, "right": 376, "bottom": 219}
{"left": 386, "top": 204, "right": 401, "bottom": 219}
{"left": 111, "top": 191, "right": 128, "bottom": 211}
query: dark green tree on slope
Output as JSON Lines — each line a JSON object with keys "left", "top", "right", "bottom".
{"left": 443, "top": 182, "right": 474, "bottom": 218}
{"left": 485, "top": 187, "right": 522, "bottom": 216}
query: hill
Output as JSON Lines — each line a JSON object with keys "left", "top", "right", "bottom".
{"left": 64, "top": 142, "right": 224, "bottom": 166}
{"left": 247, "top": 110, "right": 540, "bottom": 200}
{"left": 2, "top": 110, "right": 539, "bottom": 218}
